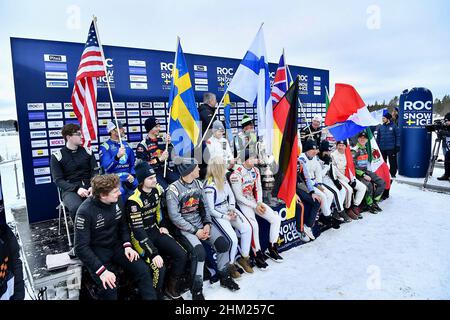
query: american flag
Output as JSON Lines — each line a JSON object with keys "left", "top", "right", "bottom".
{"left": 71, "top": 21, "right": 105, "bottom": 146}
{"left": 271, "top": 52, "right": 293, "bottom": 107}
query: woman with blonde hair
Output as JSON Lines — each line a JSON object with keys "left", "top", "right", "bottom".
{"left": 203, "top": 157, "right": 253, "bottom": 279}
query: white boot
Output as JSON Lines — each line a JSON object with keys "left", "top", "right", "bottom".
{"left": 303, "top": 226, "right": 315, "bottom": 240}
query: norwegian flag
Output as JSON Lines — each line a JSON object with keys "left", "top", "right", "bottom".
{"left": 271, "top": 51, "right": 293, "bottom": 107}
{"left": 71, "top": 21, "right": 106, "bottom": 146}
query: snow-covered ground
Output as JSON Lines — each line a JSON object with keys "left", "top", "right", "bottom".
{"left": 2, "top": 134, "right": 450, "bottom": 300}
{"left": 202, "top": 181, "right": 450, "bottom": 300}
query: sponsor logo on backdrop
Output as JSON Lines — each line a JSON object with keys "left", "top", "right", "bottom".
{"left": 48, "top": 130, "right": 63, "bottom": 137}
{"left": 195, "top": 85, "right": 208, "bottom": 92}
{"left": 64, "top": 111, "right": 77, "bottom": 119}
{"left": 49, "top": 139, "right": 65, "bottom": 147}
{"left": 128, "top": 60, "right": 146, "bottom": 67}
{"left": 44, "top": 54, "right": 67, "bottom": 63}
{"left": 127, "top": 110, "right": 140, "bottom": 117}
{"left": 32, "top": 149, "right": 49, "bottom": 157}
{"left": 127, "top": 118, "right": 141, "bottom": 125}
{"left": 35, "top": 176, "right": 52, "bottom": 185}
{"left": 130, "top": 75, "right": 147, "bottom": 82}
{"left": 46, "top": 80, "right": 69, "bottom": 88}
{"left": 126, "top": 102, "right": 139, "bottom": 109}
{"left": 113, "top": 102, "right": 125, "bottom": 109}
{"left": 130, "top": 83, "right": 148, "bottom": 90}
{"left": 31, "top": 140, "right": 48, "bottom": 148}
{"left": 97, "top": 102, "right": 111, "bottom": 109}
{"left": 27, "top": 103, "right": 44, "bottom": 111}
{"left": 28, "top": 112, "right": 45, "bottom": 121}
{"left": 48, "top": 121, "right": 64, "bottom": 128}
{"left": 97, "top": 58, "right": 115, "bottom": 88}
{"left": 47, "top": 112, "right": 63, "bottom": 119}
{"left": 46, "top": 103, "right": 62, "bottom": 110}
{"left": 32, "top": 158, "right": 50, "bottom": 167}
{"left": 141, "top": 110, "right": 153, "bottom": 117}
{"left": 217, "top": 67, "right": 234, "bottom": 91}
{"left": 30, "top": 131, "right": 47, "bottom": 139}
{"left": 34, "top": 167, "right": 51, "bottom": 176}
{"left": 141, "top": 102, "right": 152, "bottom": 109}
{"left": 63, "top": 103, "right": 73, "bottom": 110}
{"left": 160, "top": 61, "right": 174, "bottom": 90}
{"left": 45, "top": 72, "right": 68, "bottom": 80}
{"left": 98, "top": 111, "right": 112, "bottom": 118}
{"left": 29, "top": 122, "right": 46, "bottom": 130}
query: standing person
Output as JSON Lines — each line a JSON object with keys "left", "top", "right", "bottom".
{"left": 230, "top": 151, "right": 283, "bottom": 268}
{"left": 203, "top": 157, "right": 253, "bottom": 278}
{"left": 166, "top": 158, "right": 239, "bottom": 300}
{"left": 233, "top": 114, "right": 258, "bottom": 165}
{"left": 136, "top": 117, "right": 179, "bottom": 190}
{"left": 331, "top": 140, "right": 367, "bottom": 219}
{"left": 437, "top": 112, "right": 450, "bottom": 182}
{"left": 51, "top": 124, "right": 98, "bottom": 221}
{"left": 1, "top": 180, "right": 25, "bottom": 300}
{"left": 376, "top": 111, "right": 400, "bottom": 179}
{"left": 74, "top": 174, "right": 156, "bottom": 300}
{"left": 205, "top": 120, "right": 235, "bottom": 170}
{"left": 198, "top": 92, "right": 219, "bottom": 141}
{"left": 300, "top": 114, "right": 323, "bottom": 148}
{"left": 126, "top": 161, "right": 188, "bottom": 300}
{"left": 99, "top": 120, "right": 137, "bottom": 203}
{"left": 391, "top": 107, "right": 399, "bottom": 125}
{"left": 352, "top": 132, "right": 386, "bottom": 213}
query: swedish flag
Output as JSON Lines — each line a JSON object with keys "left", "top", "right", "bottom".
{"left": 168, "top": 38, "right": 200, "bottom": 156}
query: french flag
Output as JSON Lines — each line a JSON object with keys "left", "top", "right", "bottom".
{"left": 325, "top": 84, "right": 378, "bottom": 141}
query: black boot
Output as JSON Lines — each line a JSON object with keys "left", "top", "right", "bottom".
{"left": 191, "top": 276, "right": 205, "bottom": 300}
{"left": 266, "top": 243, "right": 283, "bottom": 262}
{"left": 165, "top": 277, "right": 183, "bottom": 300}
{"left": 254, "top": 250, "right": 268, "bottom": 270}
{"left": 219, "top": 268, "right": 240, "bottom": 291}
{"left": 372, "top": 202, "right": 383, "bottom": 212}
{"left": 437, "top": 174, "right": 450, "bottom": 181}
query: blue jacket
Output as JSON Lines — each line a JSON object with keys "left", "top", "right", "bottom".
{"left": 99, "top": 139, "right": 136, "bottom": 183}
{"left": 376, "top": 122, "right": 400, "bottom": 151}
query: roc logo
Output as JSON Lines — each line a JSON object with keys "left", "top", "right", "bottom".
{"left": 403, "top": 100, "right": 432, "bottom": 127}
{"left": 160, "top": 62, "right": 174, "bottom": 90}
{"left": 216, "top": 67, "right": 234, "bottom": 91}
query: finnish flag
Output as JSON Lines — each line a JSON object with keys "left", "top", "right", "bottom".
{"left": 227, "top": 25, "right": 272, "bottom": 152}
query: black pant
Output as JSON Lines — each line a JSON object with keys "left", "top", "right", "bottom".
{"left": 90, "top": 246, "right": 156, "bottom": 300}
{"left": 444, "top": 150, "right": 450, "bottom": 176}
{"left": 381, "top": 150, "right": 398, "bottom": 177}
{"left": 297, "top": 189, "right": 321, "bottom": 229}
{"left": 150, "top": 232, "right": 188, "bottom": 278}
{"left": 62, "top": 191, "right": 85, "bottom": 221}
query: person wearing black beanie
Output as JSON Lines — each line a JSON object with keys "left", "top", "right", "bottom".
{"left": 136, "top": 117, "right": 179, "bottom": 190}
{"left": 126, "top": 161, "right": 188, "bottom": 300}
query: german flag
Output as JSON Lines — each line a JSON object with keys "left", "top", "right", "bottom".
{"left": 273, "top": 77, "right": 300, "bottom": 220}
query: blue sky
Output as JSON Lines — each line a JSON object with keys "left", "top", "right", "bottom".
{"left": 0, "top": 0, "right": 449, "bottom": 119}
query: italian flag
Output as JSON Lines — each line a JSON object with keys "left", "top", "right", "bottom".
{"left": 366, "top": 128, "right": 391, "bottom": 190}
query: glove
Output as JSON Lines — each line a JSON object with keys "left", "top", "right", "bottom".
{"left": 350, "top": 180, "right": 357, "bottom": 188}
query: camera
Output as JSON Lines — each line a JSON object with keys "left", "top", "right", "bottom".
{"left": 425, "top": 119, "right": 449, "bottom": 135}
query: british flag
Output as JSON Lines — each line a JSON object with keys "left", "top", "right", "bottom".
{"left": 271, "top": 51, "right": 293, "bottom": 107}
{"left": 71, "top": 20, "right": 106, "bottom": 146}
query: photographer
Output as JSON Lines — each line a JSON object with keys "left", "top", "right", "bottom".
{"left": 437, "top": 112, "right": 450, "bottom": 181}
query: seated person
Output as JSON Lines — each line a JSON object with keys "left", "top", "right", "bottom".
{"left": 166, "top": 158, "right": 239, "bottom": 300}
{"left": 351, "top": 132, "right": 386, "bottom": 213}
{"left": 203, "top": 156, "right": 253, "bottom": 278}
{"left": 74, "top": 174, "right": 156, "bottom": 300}
{"left": 230, "top": 150, "right": 283, "bottom": 268}
{"left": 99, "top": 120, "right": 138, "bottom": 203}
{"left": 51, "top": 124, "right": 97, "bottom": 221}
{"left": 126, "top": 161, "right": 188, "bottom": 300}
{"left": 331, "top": 140, "right": 367, "bottom": 219}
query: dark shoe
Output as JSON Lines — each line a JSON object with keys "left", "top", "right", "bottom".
{"left": 368, "top": 205, "right": 379, "bottom": 214}
{"left": 266, "top": 244, "right": 283, "bottom": 263}
{"left": 437, "top": 175, "right": 450, "bottom": 181}
{"left": 165, "top": 277, "right": 182, "bottom": 300}
{"left": 332, "top": 211, "right": 345, "bottom": 222}
{"left": 372, "top": 202, "right": 383, "bottom": 212}
{"left": 219, "top": 269, "right": 240, "bottom": 291}
{"left": 191, "top": 276, "right": 205, "bottom": 300}
{"left": 229, "top": 264, "right": 241, "bottom": 279}
{"left": 236, "top": 256, "right": 254, "bottom": 274}
{"left": 331, "top": 217, "right": 341, "bottom": 229}
{"left": 254, "top": 250, "right": 269, "bottom": 270}
{"left": 339, "top": 210, "right": 352, "bottom": 222}
{"left": 345, "top": 208, "right": 358, "bottom": 220}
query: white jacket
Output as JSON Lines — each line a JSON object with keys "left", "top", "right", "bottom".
{"left": 331, "top": 150, "right": 351, "bottom": 182}
{"left": 229, "top": 165, "right": 262, "bottom": 209}
{"left": 299, "top": 153, "right": 323, "bottom": 184}
{"left": 203, "top": 178, "right": 236, "bottom": 219}
{"left": 206, "top": 136, "right": 233, "bottom": 162}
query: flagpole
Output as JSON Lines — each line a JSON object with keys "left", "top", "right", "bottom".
{"left": 197, "top": 87, "right": 229, "bottom": 147}
{"left": 92, "top": 15, "right": 122, "bottom": 146}
{"left": 163, "top": 36, "right": 180, "bottom": 178}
